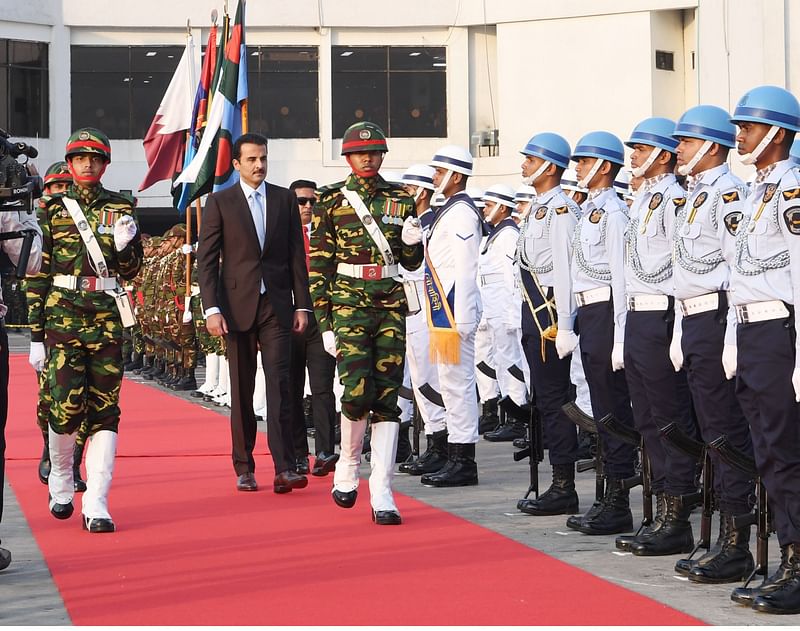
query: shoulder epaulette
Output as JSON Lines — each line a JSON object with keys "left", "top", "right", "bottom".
{"left": 105, "top": 189, "right": 136, "bottom": 206}
{"left": 722, "top": 190, "right": 740, "bottom": 204}
{"left": 672, "top": 197, "right": 687, "bottom": 208}
{"left": 555, "top": 206, "right": 568, "bottom": 215}
{"left": 316, "top": 181, "right": 347, "bottom": 200}
{"left": 782, "top": 187, "right": 800, "bottom": 202}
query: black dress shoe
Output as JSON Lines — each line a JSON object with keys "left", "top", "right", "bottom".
{"left": 372, "top": 509, "right": 402, "bottom": 525}
{"left": 332, "top": 488, "right": 358, "bottom": 508}
{"left": 82, "top": 516, "right": 116, "bottom": 533}
{"left": 312, "top": 452, "right": 339, "bottom": 476}
{"left": 50, "top": 501, "right": 74, "bottom": 520}
{"left": 0, "top": 546, "right": 10, "bottom": 571}
{"left": 38, "top": 449, "right": 50, "bottom": 485}
{"left": 294, "top": 457, "right": 310, "bottom": 475}
{"left": 273, "top": 470, "right": 308, "bottom": 494}
{"left": 236, "top": 472, "right": 258, "bottom": 492}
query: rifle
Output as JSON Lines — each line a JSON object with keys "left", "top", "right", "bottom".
{"left": 598, "top": 413, "right": 653, "bottom": 531}
{"left": 660, "top": 421, "right": 713, "bottom": 562}
{"left": 397, "top": 385, "right": 419, "bottom": 457}
{"left": 563, "top": 402, "right": 605, "bottom": 501}
{"left": 708, "top": 435, "right": 769, "bottom": 586}
{"left": 513, "top": 400, "right": 543, "bottom": 499}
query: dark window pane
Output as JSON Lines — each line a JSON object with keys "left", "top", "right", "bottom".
{"left": 249, "top": 46, "right": 318, "bottom": 72}
{"left": 248, "top": 71, "right": 319, "bottom": 139}
{"left": 71, "top": 71, "right": 130, "bottom": 139}
{"left": 332, "top": 46, "right": 387, "bottom": 72}
{"left": 332, "top": 72, "right": 388, "bottom": 137}
{"left": 0, "top": 41, "right": 7, "bottom": 65}
{"left": 9, "top": 67, "right": 47, "bottom": 136}
{"left": 389, "top": 72, "right": 446, "bottom": 137}
{"left": 389, "top": 46, "right": 445, "bottom": 71}
{"left": 131, "top": 46, "right": 183, "bottom": 72}
{"left": 9, "top": 41, "right": 47, "bottom": 67}
{"left": 71, "top": 46, "right": 129, "bottom": 73}
{"left": 131, "top": 72, "right": 173, "bottom": 138}
{"left": 0, "top": 69, "right": 7, "bottom": 129}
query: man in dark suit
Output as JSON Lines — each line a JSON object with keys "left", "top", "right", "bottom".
{"left": 287, "top": 179, "right": 338, "bottom": 477}
{"left": 197, "top": 133, "right": 312, "bottom": 494}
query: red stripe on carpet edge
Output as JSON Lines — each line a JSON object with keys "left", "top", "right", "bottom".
{"left": 5, "top": 355, "right": 703, "bottom": 626}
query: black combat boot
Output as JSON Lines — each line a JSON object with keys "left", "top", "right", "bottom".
{"left": 478, "top": 398, "right": 499, "bottom": 434}
{"left": 567, "top": 499, "right": 603, "bottom": 531}
{"left": 163, "top": 364, "right": 181, "bottom": 387}
{"left": 688, "top": 512, "right": 754, "bottom": 583}
{"left": 38, "top": 429, "right": 50, "bottom": 485}
{"left": 124, "top": 351, "right": 143, "bottom": 372}
{"left": 751, "top": 544, "right": 800, "bottom": 614}
{"left": 512, "top": 436, "right": 529, "bottom": 449}
{"left": 395, "top": 421, "right": 413, "bottom": 463}
{"left": 420, "top": 443, "right": 478, "bottom": 487}
{"left": 172, "top": 368, "right": 197, "bottom": 391}
{"left": 142, "top": 357, "right": 161, "bottom": 380}
{"left": 675, "top": 497, "right": 720, "bottom": 575}
{"left": 73, "top": 442, "right": 87, "bottom": 493}
{"left": 517, "top": 464, "right": 579, "bottom": 516}
{"left": 632, "top": 493, "right": 694, "bottom": 556}
{"left": 576, "top": 477, "right": 634, "bottom": 535}
{"left": 732, "top": 543, "right": 798, "bottom": 606}
{"left": 400, "top": 429, "right": 448, "bottom": 475}
{"left": 616, "top": 492, "right": 666, "bottom": 551}
{"left": 483, "top": 418, "right": 527, "bottom": 442}
{"left": 133, "top": 354, "right": 151, "bottom": 375}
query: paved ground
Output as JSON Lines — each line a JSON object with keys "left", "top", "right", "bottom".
{"left": 1, "top": 330, "right": 793, "bottom": 625}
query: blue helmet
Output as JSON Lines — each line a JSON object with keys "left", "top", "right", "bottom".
{"left": 626, "top": 117, "right": 679, "bottom": 153}
{"left": 571, "top": 131, "right": 625, "bottom": 166}
{"left": 673, "top": 105, "right": 736, "bottom": 148}
{"left": 791, "top": 138, "right": 800, "bottom": 165}
{"left": 731, "top": 85, "right": 800, "bottom": 132}
{"left": 520, "top": 132, "right": 571, "bottom": 169}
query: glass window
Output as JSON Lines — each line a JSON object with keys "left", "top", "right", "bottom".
{"left": 332, "top": 45, "right": 446, "bottom": 138}
{"left": 247, "top": 46, "right": 319, "bottom": 139}
{"left": 71, "top": 45, "right": 183, "bottom": 139}
{"left": 0, "top": 39, "right": 49, "bottom": 137}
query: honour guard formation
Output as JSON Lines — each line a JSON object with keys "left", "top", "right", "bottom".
{"left": 0, "top": 23, "right": 800, "bottom": 616}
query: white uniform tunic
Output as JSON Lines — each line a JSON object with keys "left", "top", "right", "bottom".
{"left": 426, "top": 192, "right": 484, "bottom": 443}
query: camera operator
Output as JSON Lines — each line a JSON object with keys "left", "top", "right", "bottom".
{"left": 0, "top": 143, "right": 43, "bottom": 571}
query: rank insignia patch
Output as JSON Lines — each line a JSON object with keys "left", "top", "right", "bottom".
{"left": 783, "top": 206, "right": 800, "bottom": 235}
{"left": 534, "top": 205, "right": 548, "bottom": 220}
{"left": 672, "top": 197, "right": 686, "bottom": 215}
{"left": 723, "top": 211, "right": 742, "bottom": 236}
{"left": 783, "top": 188, "right": 800, "bottom": 202}
{"left": 763, "top": 184, "right": 777, "bottom": 204}
{"left": 589, "top": 209, "right": 604, "bottom": 224}
{"left": 722, "top": 191, "right": 740, "bottom": 203}
{"left": 554, "top": 205, "right": 568, "bottom": 215}
{"left": 692, "top": 191, "right": 708, "bottom": 208}
{"left": 649, "top": 192, "right": 663, "bottom": 211}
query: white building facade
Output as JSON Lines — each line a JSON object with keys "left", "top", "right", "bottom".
{"left": 0, "top": 0, "right": 797, "bottom": 223}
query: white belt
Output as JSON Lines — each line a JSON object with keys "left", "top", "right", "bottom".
{"left": 735, "top": 300, "right": 790, "bottom": 324}
{"left": 575, "top": 286, "right": 611, "bottom": 307}
{"left": 679, "top": 292, "right": 720, "bottom": 316}
{"left": 627, "top": 294, "right": 670, "bottom": 312}
{"left": 479, "top": 273, "right": 504, "bottom": 286}
{"left": 336, "top": 263, "right": 398, "bottom": 281}
{"left": 52, "top": 275, "right": 119, "bottom": 292}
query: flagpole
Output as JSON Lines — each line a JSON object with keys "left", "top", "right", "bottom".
{"left": 241, "top": 0, "right": 248, "bottom": 133}
{"left": 184, "top": 20, "right": 195, "bottom": 323}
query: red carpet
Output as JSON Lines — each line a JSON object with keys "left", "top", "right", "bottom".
{"left": 5, "top": 355, "right": 703, "bottom": 625}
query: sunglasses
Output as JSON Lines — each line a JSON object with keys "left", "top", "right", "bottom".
{"left": 296, "top": 197, "right": 316, "bottom": 207}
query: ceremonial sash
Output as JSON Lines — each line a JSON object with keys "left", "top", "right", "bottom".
{"left": 519, "top": 267, "right": 557, "bottom": 362}
{"left": 424, "top": 247, "right": 460, "bottom": 365}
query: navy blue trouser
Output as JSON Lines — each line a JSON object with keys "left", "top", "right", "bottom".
{"left": 737, "top": 315, "right": 800, "bottom": 545}
{"left": 681, "top": 307, "right": 753, "bottom": 515}
{"left": 576, "top": 300, "right": 636, "bottom": 479}
{"left": 624, "top": 309, "right": 699, "bottom": 495}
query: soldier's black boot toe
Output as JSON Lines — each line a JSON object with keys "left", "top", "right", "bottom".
{"left": 332, "top": 489, "right": 357, "bottom": 509}
{"left": 751, "top": 548, "right": 800, "bottom": 614}
{"left": 732, "top": 544, "right": 797, "bottom": 606}
{"left": 688, "top": 512, "right": 753, "bottom": 584}
{"left": 72, "top": 443, "right": 87, "bottom": 493}
{"left": 395, "top": 422, "right": 413, "bottom": 463}
{"left": 420, "top": 443, "right": 478, "bottom": 487}
{"left": 632, "top": 494, "right": 694, "bottom": 556}
{"left": 517, "top": 464, "right": 578, "bottom": 516}
{"left": 478, "top": 398, "right": 500, "bottom": 434}
{"left": 400, "top": 429, "right": 448, "bottom": 475}
{"left": 577, "top": 478, "right": 633, "bottom": 535}
{"left": 617, "top": 493, "right": 666, "bottom": 551}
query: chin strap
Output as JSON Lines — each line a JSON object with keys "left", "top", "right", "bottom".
{"left": 677, "top": 140, "right": 712, "bottom": 177}
{"left": 741, "top": 125, "right": 780, "bottom": 166}
{"left": 67, "top": 161, "right": 108, "bottom": 186}
{"left": 632, "top": 147, "right": 662, "bottom": 178}
{"left": 345, "top": 155, "right": 378, "bottom": 178}
{"left": 522, "top": 160, "right": 551, "bottom": 187}
{"left": 577, "top": 158, "right": 605, "bottom": 189}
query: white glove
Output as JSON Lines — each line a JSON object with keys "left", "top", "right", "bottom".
{"left": 555, "top": 329, "right": 579, "bottom": 359}
{"left": 477, "top": 318, "right": 489, "bottom": 332}
{"left": 322, "top": 330, "right": 337, "bottom": 357}
{"left": 722, "top": 344, "right": 737, "bottom": 380}
{"left": 401, "top": 216, "right": 423, "bottom": 246}
{"left": 29, "top": 341, "right": 45, "bottom": 372}
{"left": 113, "top": 215, "right": 138, "bottom": 251}
{"left": 611, "top": 342, "right": 624, "bottom": 372}
{"left": 669, "top": 332, "right": 684, "bottom": 372}
{"left": 793, "top": 367, "right": 800, "bottom": 402}
{"left": 180, "top": 243, "right": 193, "bottom": 255}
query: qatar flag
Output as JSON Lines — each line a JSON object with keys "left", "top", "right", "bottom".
{"left": 139, "top": 34, "right": 201, "bottom": 192}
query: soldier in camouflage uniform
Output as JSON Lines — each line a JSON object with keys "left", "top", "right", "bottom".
{"left": 33, "top": 162, "right": 89, "bottom": 493}
{"left": 310, "top": 121, "right": 423, "bottom": 525}
{"left": 26, "top": 128, "right": 143, "bottom": 533}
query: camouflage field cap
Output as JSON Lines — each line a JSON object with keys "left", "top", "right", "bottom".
{"left": 341, "top": 121, "right": 388, "bottom": 155}
{"left": 44, "top": 161, "right": 72, "bottom": 186}
{"left": 65, "top": 127, "right": 112, "bottom": 162}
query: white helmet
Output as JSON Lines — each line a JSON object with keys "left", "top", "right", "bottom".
{"left": 613, "top": 169, "right": 632, "bottom": 198}
{"left": 466, "top": 187, "right": 485, "bottom": 209}
{"left": 430, "top": 145, "right": 473, "bottom": 176}
{"left": 401, "top": 164, "right": 436, "bottom": 191}
{"left": 380, "top": 169, "right": 404, "bottom": 187}
{"left": 514, "top": 184, "right": 537, "bottom": 204}
{"left": 483, "top": 184, "right": 517, "bottom": 209}
{"left": 561, "top": 168, "right": 587, "bottom": 194}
